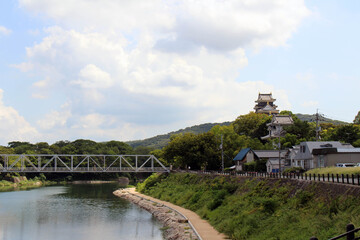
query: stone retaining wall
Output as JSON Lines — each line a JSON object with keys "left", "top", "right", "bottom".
{"left": 113, "top": 189, "right": 199, "bottom": 240}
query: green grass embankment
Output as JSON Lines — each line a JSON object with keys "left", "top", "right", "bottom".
{"left": 137, "top": 173, "right": 360, "bottom": 240}
{"left": 0, "top": 176, "right": 55, "bottom": 191}
{"left": 306, "top": 167, "right": 360, "bottom": 175}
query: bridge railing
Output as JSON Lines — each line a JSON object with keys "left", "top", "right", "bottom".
{"left": 0, "top": 154, "right": 169, "bottom": 173}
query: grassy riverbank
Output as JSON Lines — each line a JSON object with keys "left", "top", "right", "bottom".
{"left": 0, "top": 175, "right": 56, "bottom": 191}
{"left": 306, "top": 167, "right": 360, "bottom": 175}
{"left": 137, "top": 173, "right": 360, "bottom": 240}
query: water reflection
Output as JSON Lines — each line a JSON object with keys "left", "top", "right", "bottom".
{"left": 0, "top": 184, "right": 164, "bottom": 240}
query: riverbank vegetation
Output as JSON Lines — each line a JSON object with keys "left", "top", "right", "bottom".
{"left": 0, "top": 173, "right": 56, "bottom": 191}
{"left": 138, "top": 173, "right": 360, "bottom": 240}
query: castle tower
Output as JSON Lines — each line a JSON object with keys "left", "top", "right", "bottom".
{"left": 254, "top": 93, "right": 279, "bottom": 115}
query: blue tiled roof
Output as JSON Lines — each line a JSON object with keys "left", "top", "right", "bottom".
{"left": 233, "top": 148, "right": 251, "bottom": 161}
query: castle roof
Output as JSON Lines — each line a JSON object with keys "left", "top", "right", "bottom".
{"left": 256, "top": 93, "right": 275, "bottom": 102}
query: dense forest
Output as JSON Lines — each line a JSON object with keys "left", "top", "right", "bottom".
{"left": 1, "top": 111, "right": 359, "bottom": 172}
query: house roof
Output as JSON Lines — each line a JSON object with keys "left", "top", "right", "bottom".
{"left": 270, "top": 115, "right": 294, "bottom": 125}
{"left": 313, "top": 147, "right": 360, "bottom": 155}
{"left": 233, "top": 148, "right": 252, "bottom": 161}
{"left": 337, "top": 148, "right": 360, "bottom": 153}
{"left": 266, "top": 159, "right": 285, "bottom": 166}
{"left": 254, "top": 150, "right": 287, "bottom": 159}
{"left": 295, "top": 141, "right": 354, "bottom": 160}
{"left": 305, "top": 141, "right": 353, "bottom": 151}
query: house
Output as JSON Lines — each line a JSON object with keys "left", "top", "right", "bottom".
{"left": 312, "top": 147, "right": 360, "bottom": 168}
{"left": 233, "top": 148, "right": 258, "bottom": 171}
{"left": 233, "top": 148, "right": 287, "bottom": 172}
{"left": 255, "top": 150, "right": 287, "bottom": 173}
{"left": 266, "top": 159, "right": 285, "bottom": 173}
{"left": 294, "top": 141, "right": 354, "bottom": 170}
{"left": 286, "top": 146, "right": 301, "bottom": 168}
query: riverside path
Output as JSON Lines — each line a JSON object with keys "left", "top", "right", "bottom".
{"left": 126, "top": 188, "right": 228, "bottom": 240}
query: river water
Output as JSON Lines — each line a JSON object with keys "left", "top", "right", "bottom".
{"left": 0, "top": 184, "right": 164, "bottom": 240}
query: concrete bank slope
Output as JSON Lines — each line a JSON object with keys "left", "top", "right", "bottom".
{"left": 114, "top": 188, "right": 228, "bottom": 240}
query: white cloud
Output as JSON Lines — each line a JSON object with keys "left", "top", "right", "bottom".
{"left": 0, "top": 26, "right": 11, "bottom": 35}
{"left": 16, "top": 0, "right": 309, "bottom": 141}
{"left": 11, "top": 62, "right": 34, "bottom": 72}
{"left": 20, "top": 0, "right": 310, "bottom": 52}
{"left": 37, "top": 102, "right": 71, "bottom": 130}
{"left": 0, "top": 89, "right": 39, "bottom": 144}
{"left": 71, "top": 64, "right": 114, "bottom": 89}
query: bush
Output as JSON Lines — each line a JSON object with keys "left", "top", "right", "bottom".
{"left": 283, "top": 167, "right": 305, "bottom": 174}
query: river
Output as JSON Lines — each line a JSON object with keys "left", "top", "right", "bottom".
{"left": 0, "top": 184, "right": 164, "bottom": 240}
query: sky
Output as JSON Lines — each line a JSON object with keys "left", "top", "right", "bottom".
{"left": 0, "top": 0, "right": 359, "bottom": 145}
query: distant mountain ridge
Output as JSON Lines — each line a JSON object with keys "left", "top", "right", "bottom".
{"left": 126, "top": 113, "right": 347, "bottom": 149}
{"left": 126, "top": 122, "right": 232, "bottom": 149}
{"left": 295, "top": 113, "right": 347, "bottom": 125}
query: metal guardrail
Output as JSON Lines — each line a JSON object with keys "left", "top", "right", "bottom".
{"left": 310, "top": 223, "right": 360, "bottom": 240}
{"left": 181, "top": 170, "right": 360, "bottom": 186}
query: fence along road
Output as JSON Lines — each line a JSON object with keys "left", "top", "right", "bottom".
{"left": 0, "top": 154, "right": 169, "bottom": 173}
{"left": 189, "top": 170, "right": 360, "bottom": 186}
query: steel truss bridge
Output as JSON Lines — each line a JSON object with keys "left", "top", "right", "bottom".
{"left": 0, "top": 154, "right": 169, "bottom": 173}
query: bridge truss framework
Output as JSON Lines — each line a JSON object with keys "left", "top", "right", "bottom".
{"left": 0, "top": 154, "right": 169, "bottom": 173}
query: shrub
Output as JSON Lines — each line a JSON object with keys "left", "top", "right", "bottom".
{"left": 283, "top": 167, "right": 305, "bottom": 174}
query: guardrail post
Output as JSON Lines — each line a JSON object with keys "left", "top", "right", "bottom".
{"left": 346, "top": 174, "right": 349, "bottom": 184}
{"left": 352, "top": 174, "right": 355, "bottom": 185}
{"left": 346, "top": 223, "right": 355, "bottom": 240}
{"left": 336, "top": 174, "right": 339, "bottom": 183}
{"left": 358, "top": 175, "right": 360, "bottom": 186}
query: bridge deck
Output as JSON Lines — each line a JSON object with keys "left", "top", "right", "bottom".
{"left": 0, "top": 154, "right": 169, "bottom": 173}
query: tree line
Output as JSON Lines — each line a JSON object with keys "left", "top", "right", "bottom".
{"left": 154, "top": 111, "right": 360, "bottom": 170}
{"left": 1, "top": 111, "right": 360, "bottom": 171}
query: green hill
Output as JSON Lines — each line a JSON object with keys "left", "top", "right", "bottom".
{"left": 126, "top": 122, "right": 232, "bottom": 149}
{"left": 295, "top": 113, "right": 348, "bottom": 125}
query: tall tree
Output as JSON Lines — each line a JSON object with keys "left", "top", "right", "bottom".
{"left": 354, "top": 111, "right": 360, "bottom": 124}
{"left": 329, "top": 124, "right": 360, "bottom": 145}
{"left": 233, "top": 112, "right": 272, "bottom": 139}
{"left": 163, "top": 132, "right": 220, "bottom": 170}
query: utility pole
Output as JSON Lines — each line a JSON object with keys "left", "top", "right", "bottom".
{"left": 221, "top": 135, "right": 224, "bottom": 172}
{"left": 315, "top": 109, "right": 322, "bottom": 141}
{"left": 278, "top": 132, "right": 281, "bottom": 174}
